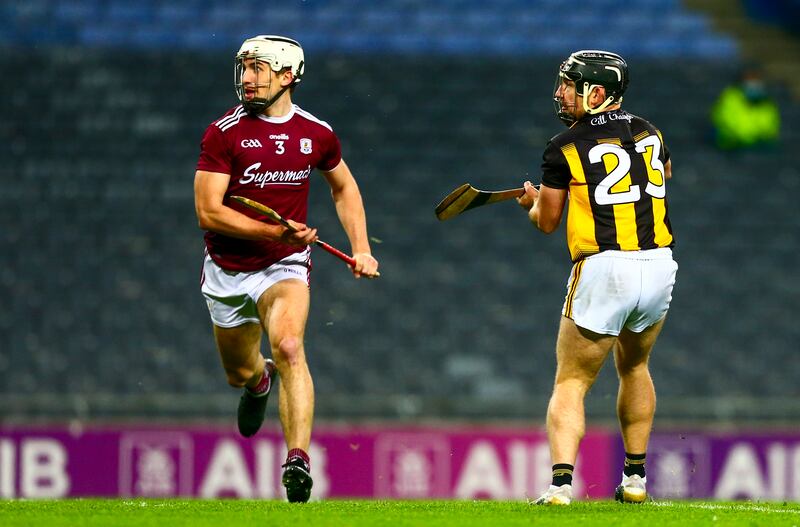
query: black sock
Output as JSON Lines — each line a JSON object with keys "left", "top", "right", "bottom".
{"left": 552, "top": 463, "right": 574, "bottom": 487}
{"left": 623, "top": 452, "right": 646, "bottom": 478}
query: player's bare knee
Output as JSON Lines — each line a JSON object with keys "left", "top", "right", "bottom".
{"left": 273, "top": 336, "right": 303, "bottom": 366}
{"left": 555, "top": 371, "right": 597, "bottom": 392}
{"left": 225, "top": 366, "right": 255, "bottom": 388}
{"left": 615, "top": 357, "right": 650, "bottom": 378}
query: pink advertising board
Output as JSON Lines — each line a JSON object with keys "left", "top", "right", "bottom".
{"left": 0, "top": 424, "right": 613, "bottom": 500}
{"left": 8, "top": 423, "right": 797, "bottom": 500}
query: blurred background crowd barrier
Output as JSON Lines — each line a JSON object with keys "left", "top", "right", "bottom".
{"left": 2, "top": 1, "right": 799, "bottom": 432}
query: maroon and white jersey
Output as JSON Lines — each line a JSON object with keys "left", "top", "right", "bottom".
{"left": 197, "top": 104, "right": 342, "bottom": 272}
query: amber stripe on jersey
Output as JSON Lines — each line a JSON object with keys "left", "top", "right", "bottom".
{"left": 564, "top": 259, "right": 585, "bottom": 319}
{"left": 601, "top": 138, "right": 639, "bottom": 251}
{"left": 631, "top": 131, "right": 673, "bottom": 248}
{"left": 652, "top": 130, "right": 673, "bottom": 247}
{"left": 560, "top": 143, "right": 599, "bottom": 260}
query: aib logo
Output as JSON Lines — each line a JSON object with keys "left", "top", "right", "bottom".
{"left": 241, "top": 139, "right": 263, "bottom": 148}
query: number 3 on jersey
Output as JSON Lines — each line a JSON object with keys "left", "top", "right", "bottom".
{"left": 275, "top": 140, "right": 285, "bottom": 154}
{"left": 590, "top": 135, "right": 665, "bottom": 205}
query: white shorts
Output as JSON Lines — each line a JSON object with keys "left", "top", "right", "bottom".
{"left": 562, "top": 248, "right": 678, "bottom": 336}
{"left": 200, "top": 248, "right": 311, "bottom": 328}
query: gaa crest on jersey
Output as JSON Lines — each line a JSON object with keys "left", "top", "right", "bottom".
{"left": 300, "top": 138, "right": 313, "bottom": 154}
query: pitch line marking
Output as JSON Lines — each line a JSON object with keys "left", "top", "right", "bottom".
{"left": 651, "top": 501, "right": 800, "bottom": 515}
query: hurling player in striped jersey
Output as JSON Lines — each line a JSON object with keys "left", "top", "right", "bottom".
{"left": 194, "top": 35, "right": 379, "bottom": 503}
{"left": 517, "top": 50, "right": 677, "bottom": 506}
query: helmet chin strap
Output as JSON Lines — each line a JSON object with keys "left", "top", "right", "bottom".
{"left": 243, "top": 84, "right": 292, "bottom": 116}
{"left": 581, "top": 83, "right": 621, "bottom": 115}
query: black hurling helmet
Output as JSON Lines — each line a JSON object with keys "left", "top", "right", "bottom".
{"left": 554, "top": 50, "right": 629, "bottom": 126}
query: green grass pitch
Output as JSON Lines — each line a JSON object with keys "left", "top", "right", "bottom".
{"left": 2, "top": 499, "right": 800, "bottom": 526}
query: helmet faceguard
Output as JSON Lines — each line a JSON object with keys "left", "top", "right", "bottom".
{"left": 553, "top": 50, "right": 629, "bottom": 126}
{"left": 234, "top": 35, "right": 305, "bottom": 115}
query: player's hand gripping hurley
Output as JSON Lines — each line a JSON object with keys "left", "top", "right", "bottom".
{"left": 232, "top": 196, "right": 379, "bottom": 277}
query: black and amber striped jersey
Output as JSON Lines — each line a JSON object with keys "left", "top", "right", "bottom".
{"left": 541, "top": 109, "right": 674, "bottom": 262}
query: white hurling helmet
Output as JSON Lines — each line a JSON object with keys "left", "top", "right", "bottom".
{"left": 234, "top": 35, "right": 305, "bottom": 115}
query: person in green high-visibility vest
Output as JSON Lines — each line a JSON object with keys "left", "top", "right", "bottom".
{"left": 711, "top": 68, "right": 781, "bottom": 151}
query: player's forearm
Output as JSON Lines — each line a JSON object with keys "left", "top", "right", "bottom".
{"left": 526, "top": 184, "right": 565, "bottom": 234}
{"left": 528, "top": 203, "right": 544, "bottom": 232}
{"left": 332, "top": 186, "right": 371, "bottom": 254}
{"left": 197, "top": 206, "right": 284, "bottom": 241}
{"left": 528, "top": 201, "right": 559, "bottom": 234}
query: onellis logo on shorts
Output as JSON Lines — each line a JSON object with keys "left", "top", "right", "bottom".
{"left": 241, "top": 139, "right": 263, "bottom": 148}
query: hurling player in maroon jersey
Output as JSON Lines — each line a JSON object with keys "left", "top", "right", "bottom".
{"left": 194, "top": 35, "right": 379, "bottom": 502}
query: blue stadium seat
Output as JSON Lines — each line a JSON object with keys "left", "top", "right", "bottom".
{"left": 0, "top": 0, "right": 741, "bottom": 59}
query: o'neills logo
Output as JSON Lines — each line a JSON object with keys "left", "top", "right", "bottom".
{"left": 239, "top": 162, "right": 311, "bottom": 187}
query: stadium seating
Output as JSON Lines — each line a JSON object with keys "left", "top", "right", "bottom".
{"left": 2, "top": 2, "right": 798, "bottom": 423}
{"left": 3, "top": 0, "right": 737, "bottom": 57}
